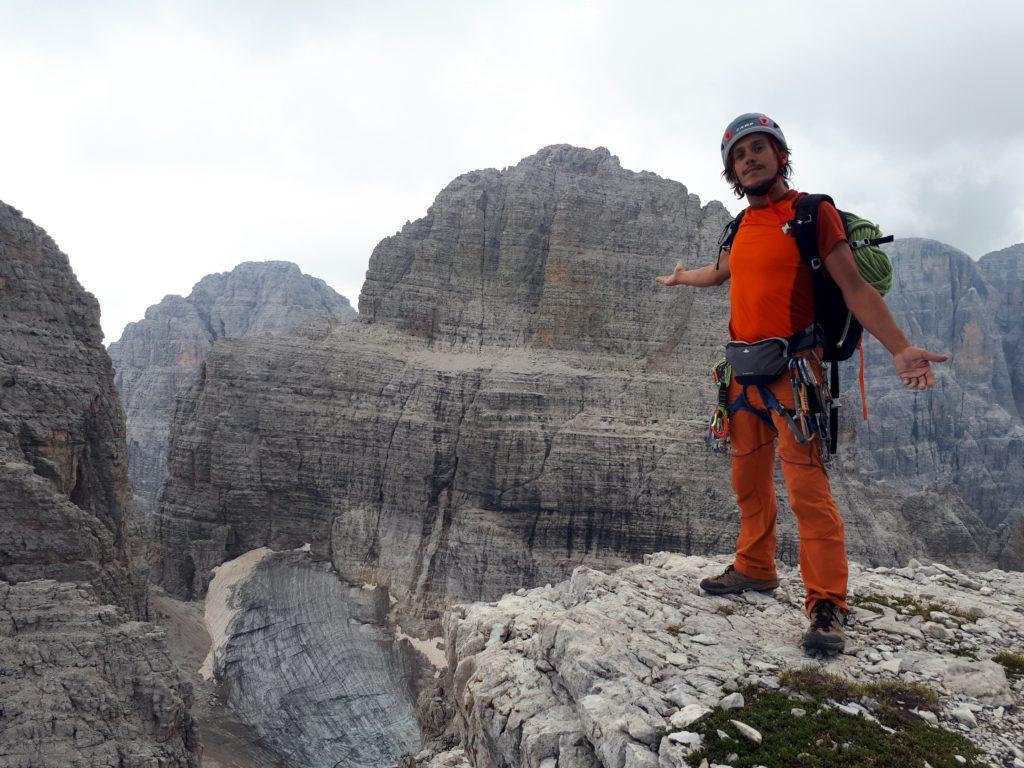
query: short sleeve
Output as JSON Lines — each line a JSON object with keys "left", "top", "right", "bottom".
{"left": 816, "top": 202, "right": 847, "bottom": 260}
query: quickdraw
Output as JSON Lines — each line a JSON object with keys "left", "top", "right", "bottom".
{"left": 788, "top": 352, "right": 835, "bottom": 464}
{"left": 707, "top": 359, "right": 732, "bottom": 453}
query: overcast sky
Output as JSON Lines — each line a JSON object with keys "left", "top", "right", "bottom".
{"left": 2, "top": 1, "right": 1022, "bottom": 342}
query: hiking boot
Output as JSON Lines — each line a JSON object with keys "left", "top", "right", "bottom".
{"left": 699, "top": 564, "right": 780, "bottom": 595}
{"left": 803, "top": 600, "right": 846, "bottom": 652}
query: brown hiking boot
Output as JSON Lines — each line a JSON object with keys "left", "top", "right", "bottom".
{"left": 699, "top": 564, "right": 780, "bottom": 595}
{"left": 803, "top": 600, "right": 847, "bottom": 652}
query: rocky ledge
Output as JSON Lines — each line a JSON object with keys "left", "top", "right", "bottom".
{"left": 422, "top": 554, "right": 1023, "bottom": 768}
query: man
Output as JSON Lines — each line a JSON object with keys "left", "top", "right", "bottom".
{"left": 656, "top": 113, "right": 948, "bottom": 651}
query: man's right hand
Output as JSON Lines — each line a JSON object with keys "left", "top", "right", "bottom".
{"left": 655, "top": 261, "right": 687, "bottom": 286}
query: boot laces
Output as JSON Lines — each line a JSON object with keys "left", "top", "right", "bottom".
{"left": 810, "top": 601, "right": 842, "bottom": 631}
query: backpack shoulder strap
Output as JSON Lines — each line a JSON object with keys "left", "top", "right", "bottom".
{"left": 715, "top": 209, "right": 745, "bottom": 271}
{"left": 788, "top": 193, "right": 839, "bottom": 272}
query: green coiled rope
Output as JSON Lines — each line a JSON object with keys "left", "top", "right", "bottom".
{"left": 837, "top": 213, "right": 893, "bottom": 345}
{"left": 845, "top": 213, "right": 893, "bottom": 296}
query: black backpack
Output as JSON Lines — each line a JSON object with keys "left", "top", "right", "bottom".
{"left": 717, "top": 194, "right": 893, "bottom": 451}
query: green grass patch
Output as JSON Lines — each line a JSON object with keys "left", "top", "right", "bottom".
{"left": 850, "top": 594, "right": 981, "bottom": 625}
{"left": 994, "top": 651, "right": 1024, "bottom": 679}
{"left": 779, "top": 665, "right": 939, "bottom": 712}
{"left": 685, "top": 686, "right": 984, "bottom": 768}
{"left": 862, "top": 679, "right": 939, "bottom": 713}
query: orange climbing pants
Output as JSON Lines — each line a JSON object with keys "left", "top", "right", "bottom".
{"left": 727, "top": 365, "right": 849, "bottom": 615}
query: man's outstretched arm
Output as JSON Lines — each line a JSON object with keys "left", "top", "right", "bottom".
{"left": 824, "top": 241, "right": 949, "bottom": 390}
{"left": 655, "top": 250, "right": 731, "bottom": 287}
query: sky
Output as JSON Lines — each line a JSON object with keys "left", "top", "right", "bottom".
{"left": 2, "top": 0, "right": 1022, "bottom": 343}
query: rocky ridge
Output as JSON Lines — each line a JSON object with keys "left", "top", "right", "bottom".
{"left": 108, "top": 260, "right": 355, "bottom": 528}
{"left": 420, "top": 553, "right": 1024, "bottom": 768}
{"left": 152, "top": 147, "right": 997, "bottom": 632}
{"left": 0, "top": 200, "right": 198, "bottom": 766}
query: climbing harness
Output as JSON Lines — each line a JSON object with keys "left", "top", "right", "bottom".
{"left": 706, "top": 328, "right": 836, "bottom": 462}
{"left": 714, "top": 193, "right": 895, "bottom": 452}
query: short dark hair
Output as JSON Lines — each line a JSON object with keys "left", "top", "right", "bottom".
{"left": 721, "top": 135, "right": 793, "bottom": 198}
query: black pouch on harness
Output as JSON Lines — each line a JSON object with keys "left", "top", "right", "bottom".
{"left": 725, "top": 337, "right": 790, "bottom": 385}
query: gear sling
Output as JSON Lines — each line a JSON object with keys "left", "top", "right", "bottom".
{"left": 710, "top": 194, "right": 893, "bottom": 456}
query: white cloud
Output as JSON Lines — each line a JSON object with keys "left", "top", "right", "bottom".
{"left": 1, "top": 0, "right": 1021, "bottom": 341}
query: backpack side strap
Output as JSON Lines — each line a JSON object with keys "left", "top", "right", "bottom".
{"left": 715, "top": 210, "right": 745, "bottom": 271}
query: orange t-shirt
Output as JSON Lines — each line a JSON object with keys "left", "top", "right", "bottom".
{"left": 728, "top": 190, "right": 847, "bottom": 343}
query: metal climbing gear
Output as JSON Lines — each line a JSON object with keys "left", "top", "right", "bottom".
{"left": 707, "top": 359, "right": 732, "bottom": 453}
{"left": 706, "top": 327, "right": 837, "bottom": 462}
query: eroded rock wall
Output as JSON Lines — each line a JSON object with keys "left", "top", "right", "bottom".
{"left": 0, "top": 581, "right": 198, "bottom": 768}
{"left": 153, "top": 149, "right": 994, "bottom": 633}
{"left": 977, "top": 243, "right": 1024, "bottom": 421}
{"left": 108, "top": 260, "right": 356, "bottom": 527}
{"left": 0, "top": 200, "right": 136, "bottom": 612}
{"left": 0, "top": 200, "right": 198, "bottom": 766}
{"left": 844, "top": 239, "right": 1024, "bottom": 529}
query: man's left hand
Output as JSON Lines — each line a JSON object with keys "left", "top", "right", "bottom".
{"left": 893, "top": 346, "right": 949, "bottom": 390}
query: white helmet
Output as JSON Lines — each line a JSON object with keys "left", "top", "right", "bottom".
{"left": 720, "top": 113, "right": 787, "bottom": 167}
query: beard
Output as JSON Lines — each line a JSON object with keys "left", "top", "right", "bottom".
{"left": 743, "top": 175, "right": 777, "bottom": 197}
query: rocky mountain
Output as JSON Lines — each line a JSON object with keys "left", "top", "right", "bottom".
{"left": 151, "top": 146, "right": 996, "bottom": 636}
{"left": 977, "top": 243, "right": 1024, "bottom": 421}
{"left": 413, "top": 552, "right": 1024, "bottom": 768}
{"left": 108, "top": 260, "right": 356, "bottom": 528}
{"left": 0, "top": 201, "right": 198, "bottom": 765}
{"left": 844, "top": 239, "right": 1024, "bottom": 533}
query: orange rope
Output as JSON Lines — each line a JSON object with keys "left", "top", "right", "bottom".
{"left": 859, "top": 336, "right": 868, "bottom": 421}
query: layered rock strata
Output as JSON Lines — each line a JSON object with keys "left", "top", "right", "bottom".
{"left": 153, "top": 145, "right": 999, "bottom": 626}
{"left": 0, "top": 200, "right": 198, "bottom": 765}
{"left": 843, "top": 238, "right": 1024, "bottom": 531}
{"left": 977, "top": 243, "right": 1024, "bottom": 424}
{"left": 108, "top": 260, "right": 355, "bottom": 527}
{"left": 434, "top": 553, "right": 1023, "bottom": 768}
{"left": 153, "top": 148, "right": 997, "bottom": 629}
{"left": 0, "top": 580, "right": 198, "bottom": 767}
{"left": 0, "top": 201, "right": 137, "bottom": 612}
{"left": 202, "top": 549, "right": 423, "bottom": 768}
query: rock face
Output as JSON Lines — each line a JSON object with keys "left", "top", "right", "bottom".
{"left": 0, "top": 200, "right": 198, "bottom": 766}
{"left": 435, "top": 553, "right": 1024, "bottom": 768}
{"left": 844, "top": 239, "right": 1024, "bottom": 530}
{"left": 153, "top": 147, "right": 995, "bottom": 633}
{"left": 202, "top": 549, "right": 424, "bottom": 768}
{"left": 0, "top": 201, "right": 138, "bottom": 612}
{"left": 0, "top": 580, "right": 198, "bottom": 767}
{"left": 977, "top": 243, "right": 1024, "bottom": 422}
{"left": 108, "top": 260, "right": 356, "bottom": 527}
{"left": 358, "top": 145, "right": 729, "bottom": 356}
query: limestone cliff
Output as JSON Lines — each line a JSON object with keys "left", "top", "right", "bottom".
{"left": 108, "top": 260, "right": 356, "bottom": 528}
{"left": 977, "top": 243, "right": 1024, "bottom": 422}
{"left": 0, "top": 201, "right": 137, "bottom": 612}
{"left": 843, "top": 239, "right": 1024, "bottom": 532}
{"left": 0, "top": 200, "right": 198, "bottom": 766}
{"left": 152, "top": 147, "right": 994, "bottom": 632}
